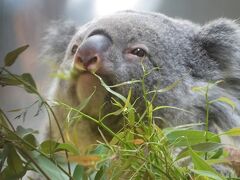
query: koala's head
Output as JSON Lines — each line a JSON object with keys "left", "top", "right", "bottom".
{"left": 44, "top": 10, "right": 240, "bottom": 130}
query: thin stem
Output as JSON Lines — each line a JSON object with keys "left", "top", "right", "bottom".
{"left": 204, "top": 84, "right": 210, "bottom": 160}
{"left": 44, "top": 103, "right": 71, "bottom": 176}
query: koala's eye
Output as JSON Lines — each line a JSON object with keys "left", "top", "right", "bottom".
{"left": 71, "top": 44, "right": 78, "bottom": 55}
{"left": 131, "top": 48, "right": 146, "bottom": 57}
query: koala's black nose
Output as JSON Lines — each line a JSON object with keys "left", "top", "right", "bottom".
{"left": 74, "top": 34, "right": 111, "bottom": 72}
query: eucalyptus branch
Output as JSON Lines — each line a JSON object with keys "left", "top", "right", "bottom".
{"left": 0, "top": 124, "right": 72, "bottom": 178}
{"left": 204, "top": 84, "right": 210, "bottom": 160}
{"left": 1, "top": 67, "right": 72, "bottom": 176}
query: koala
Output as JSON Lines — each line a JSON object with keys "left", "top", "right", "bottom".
{"left": 41, "top": 10, "right": 240, "bottom": 157}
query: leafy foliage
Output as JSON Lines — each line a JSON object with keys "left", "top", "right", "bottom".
{"left": 0, "top": 46, "right": 240, "bottom": 179}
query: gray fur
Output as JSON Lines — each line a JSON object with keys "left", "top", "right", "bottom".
{"left": 42, "top": 10, "right": 240, "bottom": 175}
{"left": 40, "top": 20, "right": 77, "bottom": 65}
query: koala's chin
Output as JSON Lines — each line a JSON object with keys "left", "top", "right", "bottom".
{"left": 75, "top": 72, "right": 107, "bottom": 117}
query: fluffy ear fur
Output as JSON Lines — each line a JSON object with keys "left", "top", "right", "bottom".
{"left": 197, "top": 19, "right": 240, "bottom": 70}
{"left": 196, "top": 19, "right": 240, "bottom": 97}
{"left": 40, "top": 20, "right": 77, "bottom": 66}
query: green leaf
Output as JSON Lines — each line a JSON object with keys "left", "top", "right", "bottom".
{"left": 33, "top": 154, "right": 68, "bottom": 180}
{"left": 73, "top": 165, "right": 84, "bottom": 180}
{"left": 175, "top": 142, "right": 223, "bottom": 162}
{"left": 39, "top": 140, "right": 59, "bottom": 154}
{"left": 191, "top": 142, "right": 223, "bottom": 152}
{"left": 78, "top": 87, "right": 96, "bottom": 112}
{"left": 4, "top": 45, "right": 29, "bottom": 66}
{"left": 128, "top": 108, "right": 135, "bottom": 126}
{"left": 56, "top": 143, "right": 80, "bottom": 155}
{"left": 209, "top": 97, "right": 236, "bottom": 111}
{"left": 0, "top": 110, "right": 9, "bottom": 129}
{"left": 23, "top": 134, "right": 37, "bottom": 150}
{"left": 165, "top": 130, "right": 220, "bottom": 147}
{"left": 0, "top": 74, "right": 22, "bottom": 86}
{"left": 189, "top": 148, "right": 225, "bottom": 180}
{"left": 0, "top": 72, "right": 37, "bottom": 93}
{"left": 16, "top": 126, "right": 37, "bottom": 137}
{"left": 109, "top": 80, "right": 141, "bottom": 88}
{"left": 153, "top": 105, "right": 192, "bottom": 114}
{"left": 205, "top": 158, "right": 229, "bottom": 165}
{"left": 110, "top": 132, "right": 126, "bottom": 145}
{"left": 124, "top": 88, "right": 135, "bottom": 126}
{"left": 0, "top": 144, "right": 10, "bottom": 172}
{"left": 191, "top": 169, "right": 225, "bottom": 180}
{"left": 90, "top": 144, "right": 109, "bottom": 155}
{"left": 50, "top": 70, "right": 72, "bottom": 80}
{"left": 209, "top": 148, "right": 223, "bottom": 159}
{"left": 175, "top": 148, "right": 190, "bottom": 162}
{"left": 147, "top": 101, "right": 153, "bottom": 123}
{"left": 94, "top": 74, "right": 127, "bottom": 102}
{"left": 222, "top": 128, "right": 240, "bottom": 136}
{"left": 191, "top": 81, "right": 223, "bottom": 93}
{"left": 21, "top": 73, "right": 37, "bottom": 92}
{"left": 95, "top": 166, "right": 106, "bottom": 180}
{"left": 148, "top": 80, "right": 181, "bottom": 94}
{"left": 191, "top": 86, "right": 207, "bottom": 93}
{"left": 6, "top": 145, "right": 26, "bottom": 178}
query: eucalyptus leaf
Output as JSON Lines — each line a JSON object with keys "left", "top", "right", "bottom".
{"left": 189, "top": 148, "right": 225, "bottom": 180}
{"left": 95, "top": 166, "right": 106, "bottom": 180}
{"left": 6, "top": 145, "right": 26, "bottom": 178}
{"left": 90, "top": 144, "right": 109, "bottom": 155}
{"left": 191, "top": 142, "right": 223, "bottom": 152}
{"left": 0, "top": 74, "right": 22, "bottom": 86}
{"left": 209, "top": 96, "right": 236, "bottom": 111}
{"left": 56, "top": 143, "right": 80, "bottom": 155}
{"left": 166, "top": 130, "right": 221, "bottom": 147}
{"left": 40, "top": 140, "right": 59, "bottom": 154}
{"left": 0, "top": 72, "right": 37, "bottom": 94}
{"left": 73, "top": 165, "right": 84, "bottom": 180}
{"left": 23, "top": 134, "right": 37, "bottom": 150}
{"left": 16, "top": 125, "right": 37, "bottom": 137}
{"left": 0, "top": 110, "right": 9, "bottom": 129}
{"left": 148, "top": 80, "right": 181, "bottom": 94}
{"left": 21, "top": 73, "right": 37, "bottom": 93}
{"left": 191, "top": 169, "right": 225, "bottom": 180}
{"left": 78, "top": 87, "right": 95, "bottom": 112}
{"left": 4, "top": 45, "right": 29, "bottom": 67}
{"left": 0, "top": 144, "right": 10, "bottom": 172}
{"left": 33, "top": 155, "right": 68, "bottom": 180}
{"left": 94, "top": 74, "right": 126, "bottom": 102}
{"left": 222, "top": 128, "right": 240, "bottom": 136}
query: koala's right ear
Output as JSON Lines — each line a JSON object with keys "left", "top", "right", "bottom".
{"left": 195, "top": 19, "right": 240, "bottom": 97}
{"left": 195, "top": 19, "right": 240, "bottom": 73}
{"left": 40, "top": 20, "right": 77, "bottom": 66}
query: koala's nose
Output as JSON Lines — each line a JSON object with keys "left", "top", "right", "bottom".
{"left": 74, "top": 34, "right": 111, "bottom": 72}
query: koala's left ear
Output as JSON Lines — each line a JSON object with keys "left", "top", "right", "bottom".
{"left": 40, "top": 20, "right": 77, "bottom": 65}
{"left": 196, "top": 19, "right": 240, "bottom": 71}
